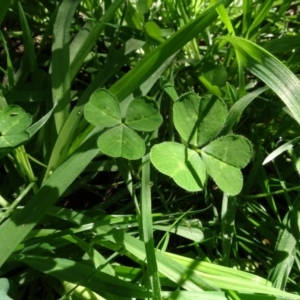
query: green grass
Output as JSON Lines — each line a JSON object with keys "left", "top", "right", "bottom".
{"left": 0, "top": 0, "right": 300, "bottom": 299}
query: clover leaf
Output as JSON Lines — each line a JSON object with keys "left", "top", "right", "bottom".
{"left": 150, "top": 93, "right": 252, "bottom": 196}
{"left": 0, "top": 105, "right": 32, "bottom": 149}
{"left": 150, "top": 142, "right": 206, "bottom": 192}
{"left": 173, "top": 93, "right": 227, "bottom": 147}
{"left": 84, "top": 89, "right": 162, "bottom": 160}
{"left": 201, "top": 135, "right": 252, "bottom": 195}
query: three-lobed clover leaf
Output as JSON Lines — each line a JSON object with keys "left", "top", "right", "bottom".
{"left": 150, "top": 93, "right": 253, "bottom": 196}
{"left": 84, "top": 89, "right": 163, "bottom": 160}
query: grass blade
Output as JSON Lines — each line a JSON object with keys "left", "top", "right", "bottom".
{"left": 268, "top": 195, "right": 300, "bottom": 289}
{"left": 18, "top": 2, "right": 37, "bottom": 73}
{"left": 141, "top": 154, "right": 161, "bottom": 299}
{"left": 222, "top": 36, "right": 300, "bottom": 126}
{"left": 0, "top": 127, "right": 102, "bottom": 267}
{"left": 51, "top": 0, "right": 80, "bottom": 133}
{"left": 69, "top": 0, "right": 123, "bottom": 81}
{"left": 17, "top": 254, "right": 149, "bottom": 298}
{"left": 0, "top": 0, "right": 10, "bottom": 27}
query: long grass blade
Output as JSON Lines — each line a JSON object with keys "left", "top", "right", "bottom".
{"left": 18, "top": 2, "right": 37, "bottom": 73}
{"left": 222, "top": 36, "right": 300, "bottom": 127}
{"left": 141, "top": 154, "right": 161, "bottom": 299}
{"left": 51, "top": 0, "right": 80, "bottom": 133}
{"left": 0, "top": 127, "right": 102, "bottom": 267}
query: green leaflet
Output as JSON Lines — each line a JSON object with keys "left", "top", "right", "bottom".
{"left": 150, "top": 142, "right": 206, "bottom": 192}
{"left": 173, "top": 93, "right": 227, "bottom": 147}
{"left": 84, "top": 89, "right": 121, "bottom": 128}
{"left": 202, "top": 135, "right": 252, "bottom": 168}
{"left": 0, "top": 106, "right": 31, "bottom": 149}
{"left": 98, "top": 125, "right": 145, "bottom": 160}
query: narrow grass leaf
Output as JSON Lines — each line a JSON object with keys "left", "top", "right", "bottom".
{"left": 17, "top": 255, "right": 149, "bottom": 298}
{"left": 210, "top": 0, "right": 235, "bottom": 35}
{"left": 0, "top": 127, "right": 102, "bottom": 267}
{"left": 263, "top": 137, "right": 300, "bottom": 165}
{"left": 18, "top": 2, "right": 37, "bottom": 73}
{"left": 110, "top": 0, "right": 232, "bottom": 100}
{"left": 52, "top": 0, "right": 80, "bottom": 133}
{"left": 0, "top": 0, "right": 10, "bottom": 27}
{"left": 221, "top": 194, "right": 236, "bottom": 266}
{"left": 246, "top": 0, "right": 275, "bottom": 39}
{"left": 69, "top": 0, "right": 123, "bottom": 81}
{"left": 268, "top": 197, "right": 300, "bottom": 289}
{"left": 219, "top": 86, "right": 269, "bottom": 136}
{"left": 95, "top": 225, "right": 219, "bottom": 291}
{"left": 153, "top": 225, "right": 204, "bottom": 242}
{"left": 26, "top": 102, "right": 57, "bottom": 138}
{"left": 221, "top": 36, "right": 300, "bottom": 126}
{"left": 0, "top": 32, "right": 14, "bottom": 89}
{"left": 166, "top": 253, "right": 300, "bottom": 299}
{"left": 140, "top": 154, "right": 162, "bottom": 299}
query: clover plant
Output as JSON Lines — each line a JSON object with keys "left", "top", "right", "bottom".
{"left": 150, "top": 92, "right": 253, "bottom": 196}
{"left": 84, "top": 90, "right": 252, "bottom": 195}
{"left": 84, "top": 89, "right": 163, "bottom": 160}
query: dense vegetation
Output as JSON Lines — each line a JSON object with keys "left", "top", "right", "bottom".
{"left": 1, "top": 0, "right": 300, "bottom": 299}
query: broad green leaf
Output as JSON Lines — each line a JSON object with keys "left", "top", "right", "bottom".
{"left": 84, "top": 89, "right": 121, "bottom": 127}
{"left": 98, "top": 125, "right": 145, "bottom": 160}
{"left": 202, "top": 135, "right": 252, "bottom": 168}
{"left": 125, "top": 96, "right": 162, "bottom": 131}
{"left": 201, "top": 152, "right": 243, "bottom": 196}
{"left": 0, "top": 132, "right": 30, "bottom": 149}
{"left": 150, "top": 142, "right": 206, "bottom": 192}
{"left": 173, "top": 93, "right": 227, "bottom": 147}
{"left": 0, "top": 106, "right": 32, "bottom": 135}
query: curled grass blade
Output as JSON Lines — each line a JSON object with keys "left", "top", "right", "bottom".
{"left": 221, "top": 36, "right": 300, "bottom": 126}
